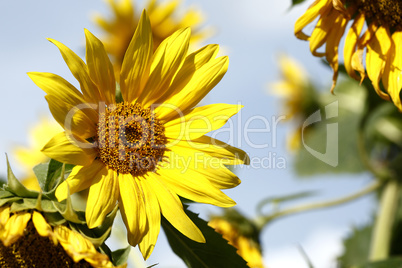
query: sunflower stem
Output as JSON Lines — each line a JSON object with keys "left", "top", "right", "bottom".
{"left": 369, "top": 180, "right": 400, "bottom": 261}
{"left": 254, "top": 180, "right": 382, "bottom": 231}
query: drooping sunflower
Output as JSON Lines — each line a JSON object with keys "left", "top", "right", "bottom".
{"left": 0, "top": 206, "right": 120, "bottom": 267}
{"left": 94, "top": 0, "right": 209, "bottom": 77}
{"left": 29, "top": 11, "right": 248, "bottom": 259}
{"left": 295, "top": 0, "right": 402, "bottom": 110}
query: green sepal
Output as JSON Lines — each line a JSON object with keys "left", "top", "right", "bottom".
{"left": 5, "top": 155, "right": 38, "bottom": 198}
{"left": 9, "top": 198, "right": 58, "bottom": 213}
{"left": 162, "top": 206, "right": 248, "bottom": 268}
{"left": 52, "top": 184, "right": 85, "bottom": 224}
{"left": 0, "top": 189, "right": 16, "bottom": 199}
{"left": 0, "top": 197, "right": 22, "bottom": 208}
{"left": 291, "top": 0, "right": 308, "bottom": 7}
{"left": 43, "top": 212, "right": 67, "bottom": 226}
{"left": 111, "top": 246, "right": 131, "bottom": 266}
{"left": 358, "top": 258, "right": 402, "bottom": 268}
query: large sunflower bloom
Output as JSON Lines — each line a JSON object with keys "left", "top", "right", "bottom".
{"left": 0, "top": 206, "right": 120, "bottom": 267}
{"left": 295, "top": 0, "right": 402, "bottom": 110}
{"left": 29, "top": 11, "right": 248, "bottom": 259}
{"left": 94, "top": 0, "right": 209, "bottom": 77}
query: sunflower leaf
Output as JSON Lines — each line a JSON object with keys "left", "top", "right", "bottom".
{"left": 162, "top": 206, "right": 248, "bottom": 268}
{"left": 358, "top": 258, "right": 402, "bottom": 268}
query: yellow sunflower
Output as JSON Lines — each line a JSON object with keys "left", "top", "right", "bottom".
{"left": 13, "top": 117, "right": 62, "bottom": 191}
{"left": 94, "top": 0, "right": 209, "bottom": 77}
{"left": 295, "top": 0, "right": 402, "bottom": 110}
{"left": 209, "top": 218, "right": 264, "bottom": 268}
{"left": 270, "top": 54, "right": 318, "bottom": 151}
{"left": 29, "top": 11, "right": 248, "bottom": 259}
{"left": 0, "top": 206, "right": 121, "bottom": 267}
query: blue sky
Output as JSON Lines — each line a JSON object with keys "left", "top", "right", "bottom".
{"left": 0, "top": 1, "right": 376, "bottom": 267}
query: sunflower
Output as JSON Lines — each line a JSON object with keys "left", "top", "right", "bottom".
{"left": 270, "top": 54, "right": 318, "bottom": 150}
{"left": 94, "top": 0, "right": 209, "bottom": 77}
{"left": 295, "top": 0, "right": 402, "bottom": 110}
{"left": 29, "top": 11, "right": 248, "bottom": 259}
{"left": 0, "top": 206, "right": 120, "bottom": 267}
{"left": 13, "top": 116, "right": 62, "bottom": 191}
{"left": 209, "top": 217, "right": 264, "bottom": 268}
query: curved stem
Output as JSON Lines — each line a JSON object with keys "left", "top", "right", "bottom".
{"left": 255, "top": 180, "right": 382, "bottom": 231}
{"left": 369, "top": 180, "right": 400, "bottom": 261}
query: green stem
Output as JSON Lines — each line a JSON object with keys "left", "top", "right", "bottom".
{"left": 369, "top": 180, "right": 400, "bottom": 261}
{"left": 255, "top": 180, "right": 382, "bottom": 231}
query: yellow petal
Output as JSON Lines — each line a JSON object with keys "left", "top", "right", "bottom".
{"left": 294, "top": 0, "right": 332, "bottom": 40}
{"left": 325, "top": 10, "right": 348, "bottom": 93}
{"left": 120, "top": 10, "right": 153, "bottom": 103}
{"left": 85, "top": 29, "right": 116, "bottom": 105}
{"left": 2, "top": 212, "right": 31, "bottom": 246}
{"left": 146, "top": 173, "right": 205, "bottom": 243}
{"left": 343, "top": 12, "right": 365, "bottom": 81}
{"left": 164, "top": 103, "right": 242, "bottom": 141}
{"left": 155, "top": 56, "right": 229, "bottom": 121}
{"left": 55, "top": 160, "right": 106, "bottom": 201}
{"left": 352, "top": 23, "right": 378, "bottom": 83}
{"left": 45, "top": 94, "right": 97, "bottom": 139}
{"left": 32, "top": 211, "right": 53, "bottom": 239}
{"left": 309, "top": 9, "right": 336, "bottom": 57}
{"left": 366, "top": 26, "right": 392, "bottom": 100}
{"left": 139, "top": 27, "right": 191, "bottom": 107}
{"left": 42, "top": 132, "right": 97, "bottom": 166}
{"left": 119, "top": 173, "right": 148, "bottom": 246}
{"left": 0, "top": 206, "right": 10, "bottom": 227}
{"left": 86, "top": 168, "right": 119, "bottom": 228}
{"left": 156, "top": 44, "right": 220, "bottom": 104}
{"left": 27, "top": 72, "right": 96, "bottom": 120}
{"left": 138, "top": 178, "right": 161, "bottom": 260}
{"left": 47, "top": 38, "right": 101, "bottom": 103}
{"left": 383, "top": 31, "right": 402, "bottom": 111}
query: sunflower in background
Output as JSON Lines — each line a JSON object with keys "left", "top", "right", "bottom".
{"left": 12, "top": 117, "right": 62, "bottom": 191}
{"left": 209, "top": 210, "right": 264, "bottom": 268}
{"left": 295, "top": 0, "right": 402, "bottom": 110}
{"left": 30, "top": 11, "right": 248, "bottom": 260}
{"left": 269, "top": 54, "right": 319, "bottom": 150}
{"left": 94, "top": 0, "right": 211, "bottom": 77}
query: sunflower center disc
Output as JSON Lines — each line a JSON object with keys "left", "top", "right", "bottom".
{"left": 357, "top": 0, "right": 402, "bottom": 29}
{"left": 96, "top": 102, "right": 167, "bottom": 176}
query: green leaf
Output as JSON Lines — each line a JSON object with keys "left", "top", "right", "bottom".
{"left": 359, "top": 258, "right": 402, "bottom": 268}
{"left": 111, "top": 246, "right": 131, "bottom": 266}
{"left": 337, "top": 224, "right": 372, "bottom": 268}
{"left": 291, "top": 0, "right": 308, "bottom": 6}
{"left": 33, "top": 162, "right": 49, "bottom": 191}
{"left": 162, "top": 207, "right": 248, "bottom": 268}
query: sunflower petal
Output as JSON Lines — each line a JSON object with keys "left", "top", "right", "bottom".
{"left": 164, "top": 103, "right": 242, "bottom": 141}
{"left": 55, "top": 160, "right": 106, "bottom": 201}
{"left": 294, "top": 0, "right": 332, "bottom": 40}
{"left": 138, "top": 178, "right": 161, "bottom": 260}
{"left": 146, "top": 173, "right": 205, "bottom": 243}
{"left": 366, "top": 26, "right": 392, "bottom": 100}
{"left": 344, "top": 12, "right": 365, "bottom": 81}
{"left": 32, "top": 211, "right": 53, "bottom": 238}
{"left": 42, "top": 132, "right": 97, "bottom": 166}
{"left": 85, "top": 29, "right": 116, "bottom": 105}
{"left": 119, "top": 173, "right": 148, "bottom": 246}
{"left": 45, "top": 95, "right": 96, "bottom": 139}
{"left": 155, "top": 56, "right": 229, "bottom": 121}
{"left": 47, "top": 38, "right": 101, "bottom": 104}
{"left": 139, "top": 27, "right": 191, "bottom": 107}
{"left": 120, "top": 10, "right": 153, "bottom": 103}
{"left": 2, "top": 212, "right": 31, "bottom": 246}
{"left": 86, "top": 168, "right": 119, "bottom": 228}
{"left": 383, "top": 31, "right": 402, "bottom": 111}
